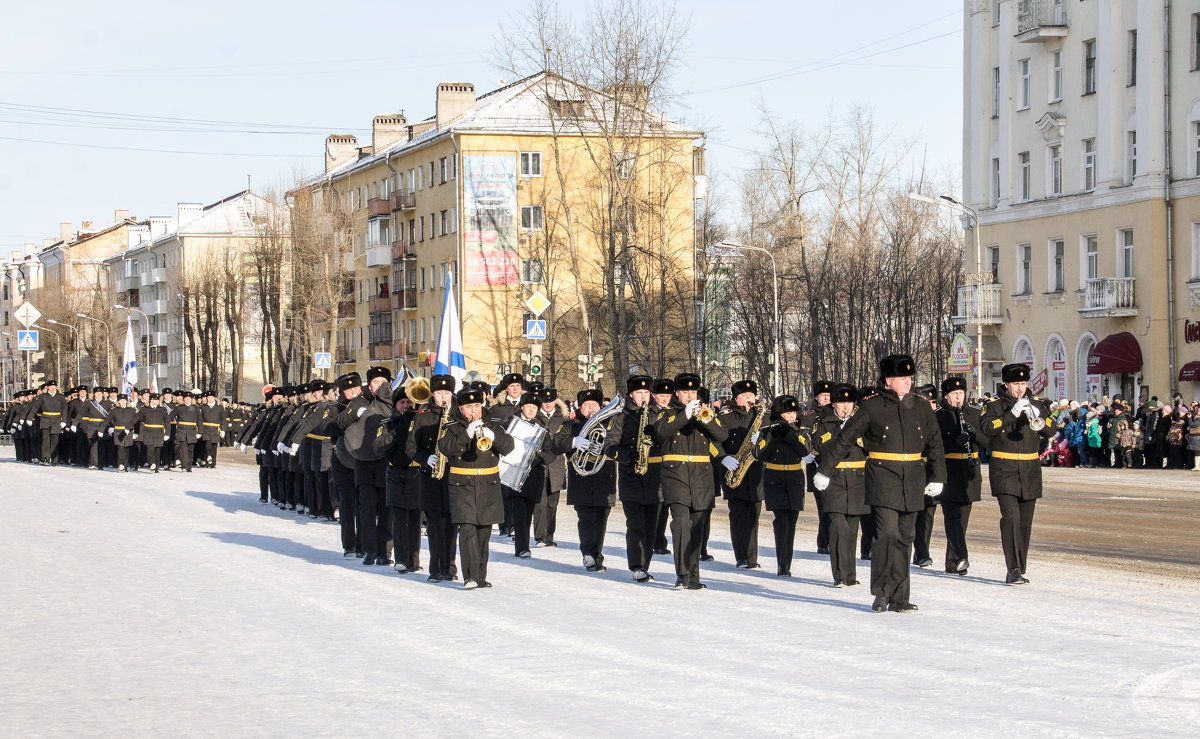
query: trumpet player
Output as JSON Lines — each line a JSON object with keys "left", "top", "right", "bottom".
{"left": 717, "top": 380, "right": 765, "bottom": 570}
{"left": 754, "top": 395, "right": 810, "bottom": 577}
{"left": 437, "top": 386, "right": 514, "bottom": 589}
{"left": 979, "top": 363, "right": 1055, "bottom": 585}
{"left": 934, "top": 375, "right": 988, "bottom": 576}
{"left": 548, "top": 388, "right": 617, "bottom": 573}
{"left": 654, "top": 373, "right": 728, "bottom": 589}
{"left": 606, "top": 374, "right": 662, "bottom": 582}
{"left": 406, "top": 374, "right": 460, "bottom": 583}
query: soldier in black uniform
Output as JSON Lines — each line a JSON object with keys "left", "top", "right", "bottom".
{"left": 503, "top": 391, "right": 556, "bottom": 559}
{"left": 407, "top": 374, "right": 459, "bottom": 582}
{"left": 104, "top": 394, "right": 139, "bottom": 471}
{"left": 979, "top": 363, "right": 1055, "bottom": 584}
{"left": 488, "top": 372, "right": 527, "bottom": 538}
{"left": 813, "top": 355, "right": 946, "bottom": 613}
{"left": 72, "top": 387, "right": 109, "bottom": 469}
{"left": 197, "top": 390, "right": 226, "bottom": 468}
{"left": 380, "top": 386, "right": 422, "bottom": 573}
{"left": 344, "top": 367, "right": 394, "bottom": 567}
{"left": 136, "top": 393, "right": 171, "bottom": 471}
{"left": 717, "top": 379, "right": 766, "bottom": 570}
{"left": 933, "top": 375, "right": 987, "bottom": 575}
{"left": 808, "top": 380, "right": 834, "bottom": 554}
{"left": 649, "top": 378, "right": 675, "bottom": 556}
{"left": 754, "top": 395, "right": 810, "bottom": 577}
{"left": 291, "top": 381, "right": 338, "bottom": 521}
{"left": 911, "top": 383, "right": 942, "bottom": 568}
{"left": 326, "top": 375, "right": 361, "bottom": 554}
{"left": 532, "top": 389, "right": 568, "bottom": 548}
{"left": 551, "top": 388, "right": 617, "bottom": 573}
{"left": 170, "top": 392, "right": 202, "bottom": 472}
{"left": 438, "top": 386, "right": 515, "bottom": 588}
{"left": 27, "top": 379, "right": 69, "bottom": 465}
{"left": 810, "top": 383, "right": 868, "bottom": 587}
{"left": 605, "top": 375, "right": 663, "bottom": 582}
{"left": 654, "top": 373, "right": 728, "bottom": 589}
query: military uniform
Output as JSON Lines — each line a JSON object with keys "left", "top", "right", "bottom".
{"left": 933, "top": 376, "right": 989, "bottom": 575}
{"left": 72, "top": 393, "right": 109, "bottom": 469}
{"left": 28, "top": 384, "right": 69, "bottom": 465}
{"left": 754, "top": 397, "right": 811, "bottom": 577}
{"left": 198, "top": 396, "right": 226, "bottom": 467}
{"left": 136, "top": 401, "right": 171, "bottom": 471}
{"left": 605, "top": 377, "right": 663, "bottom": 579}
{"left": 406, "top": 374, "right": 459, "bottom": 581}
{"left": 809, "top": 387, "right": 869, "bottom": 586}
{"left": 979, "top": 363, "right": 1056, "bottom": 584}
{"left": 170, "top": 398, "right": 202, "bottom": 472}
{"left": 533, "top": 400, "right": 568, "bottom": 547}
{"left": 550, "top": 388, "right": 617, "bottom": 572}
{"left": 717, "top": 382, "right": 766, "bottom": 569}
{"left": 104, "top": 401, "right": 140, "bottom": 471}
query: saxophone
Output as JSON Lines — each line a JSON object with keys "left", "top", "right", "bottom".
{"left": 430, "top": 404, "right": 451, "bottom": 480}
{"left": 725, "top": 402, "right": 766, "bottom": 488}
{"left": 633, "top": 401, "right": 653, "bottom": 476}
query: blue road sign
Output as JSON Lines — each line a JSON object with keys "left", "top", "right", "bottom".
{"left": 313, "top": 352, "right": 332, "bottom": 370}
{"left": 17, "top": 330, "right": 38, "bottom": 351}
{"left": 525, "top": 320, "right": 547, "bottom": 340}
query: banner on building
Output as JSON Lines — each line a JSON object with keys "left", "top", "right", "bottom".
{"left": 1029, "top": 368, "right": 1048, "bottom": 395}
{"left": 462, "top": 154, "right": 519, "bottom": 287}
{"left": 948, "top": 333, "right": 973, "bottom": 373}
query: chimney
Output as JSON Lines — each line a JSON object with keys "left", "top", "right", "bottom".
{"left": 325, "top": 134, "right": 358, "bottom": 173}
{"left": 177, "top": 203, "right": 203, "bottom": 228}
{"left": 372, "top": 114, "right": 408, "bottom": 152}
{"left": 436, "top": 82, "right": 476, "bottom": 129}
{"left": 59, "top": 222, "right": 73, "bottom": 243}
{"left": 114, "top": 209, "right": 130, "bottom": 222}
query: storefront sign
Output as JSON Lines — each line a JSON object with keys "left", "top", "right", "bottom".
{"left": 948, "top": 333, "right": 973, "bottom": 373}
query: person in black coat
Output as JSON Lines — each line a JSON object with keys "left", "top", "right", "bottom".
{"left": 27, "top": 379, "right": 69, "bottom": 465}
{"left": 654, "top": 373, "right": 728, "bottom": 589}
{"left": 979, "top": 363, "right": 1056, "bottom": 584}
{"left": 934, "top": 375, "right": 989, "bottom": 575}
{"left": 814, "top": 355, "right": 946, "bottom": 613}
{"left": 604, "top": 375, "right": 663, "bottom": 581}
{"left": 911, "top": 383, "right": 942, "bottom": 569}
{"left": 170, "top": 392, "right": 203, "bottom": 472}
{"left": 488, "top": 372, "right": 527, "bottom": 537}
{"left": 136, "top": 394, "right": 171, "bottom": 472}
{"left": 438, "top": 386, "right": 515, "bottom": 588}
{"left": 197, "top": 390, "right": 226, "bottom": 468}
{"left": 344, "top": 366, "right": 395, "bottom": 567}
{"left": 502, "top": 391, "right": 560, "bottom": 559}
{"left": 104, "top": 394, "right": 140, "bottom": 471}
{"left": 532, "top": 390, "right": 568, "bottom": 547}
{"left": 807, "top": 380, "right": 834, "bottom": 554}
{"left": 717, "top": 379, "right": 767, "bottom": 570}
{"left": 71, "top": 387, "right": 110, "bottom": 470}
{"left": 754, "top": 395, "right": 811, "bottom": 577}
{"left": 375, "top": 388, "right": 420, "bottom": 572}
{"left": 549, "top": 388, "right": 618, "bottom": 573}
{"left": 809, "top": 384, "right": 868, "bottom": 587}
{"left": 407, "top": 374, "right": 459, "bottom": 582}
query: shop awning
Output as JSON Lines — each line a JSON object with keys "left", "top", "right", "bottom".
{"left": 1086, "top": 332, "right": 1142, "bottom": 374}
{"left": 1179, "top": 361, "right": 1200, "bottom": 382}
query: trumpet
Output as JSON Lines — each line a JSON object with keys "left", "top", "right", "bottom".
{"left": 695, "top": 405, "right": 715, "bottom": 423}
{"left": 1024, "top": 406, "right": 1046, "bottom": 432}
{"left": 475, "top": 425, "right": 493, "bottom": 451}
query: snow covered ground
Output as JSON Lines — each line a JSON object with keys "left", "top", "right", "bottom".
{"left": 2, "top": 450, "right": 1198, "bottom": 736}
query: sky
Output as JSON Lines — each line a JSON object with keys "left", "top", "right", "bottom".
{"left": 0, "top": 0, "right": 963, "bottom": 252}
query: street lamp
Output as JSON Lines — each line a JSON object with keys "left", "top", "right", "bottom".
{"left": 32, "top": 323, "right": 62, "bottom": 383}
{"left": 45, "top": 319, "right": 81, "bottom": 385}
{"left": 908, "top": 192, "right": 987, "bottom": 399}
{"left": 112, "top": 304, "right": 151, "bottom": 387}
{"left": 720, "top": 241, "right": 780, "bottom": 398}
{"left": 76, "top": 313, "right": 113, "bottom": 384}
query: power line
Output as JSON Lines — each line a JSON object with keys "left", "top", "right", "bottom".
{"left": 0, "top": 101, "right": 355, "bottom": 133}
{"left": 0, "top": 134, "right": 318, "bottom": 158}
{"left": 0, "top": 51, "right": 481, "bottom": 77}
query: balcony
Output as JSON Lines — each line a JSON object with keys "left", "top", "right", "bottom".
{"left": 394, "top": 287, "right": 418, "bottom": 311}
{"left": 390, "top": 192, "right": 416, "bottom": 211}
{"left": 123, "top": 275, "right": 139, "bottom": 292}
{"left": 369, "top": 294, "right": 392, "bottom": 314}
{"left": 1079, "top": 277, "right": 1137, "bottom": 318}
{"left": 392, "top": 238, "right": 415, "bottom": 261}
{"left": 367, "top": 197, "right": 391, "bottom": 218}
{"left": 951, "top": 283, "right": 1004, "bottom": 325}
{"left": 143, "top": 299, "right": 168, "bottom": 316}
{"left": 369, "top": 341, "right": 395, "bottom": 361}
{"left": 393, "top": 339, "right": 411, "bottom": 357}
{"left": 151, "top": 267, "right": 167, "bottom": 284}
{"left": 334, "top": 346, "right": 353, "bottom": 364}
{"left": 1016, "top": 0, "right": 1067, "bottom": 43}
{"left": 337, "top": 300, "right": 355, "bottom": 320}
{"left": 365, "top": 245, "right": 390, "bottom": 268}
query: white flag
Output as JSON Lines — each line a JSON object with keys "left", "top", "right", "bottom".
{"left": 122, "top": 317, "right": 138, "bottom": 394}
{"left": 433, "top": 273, "right": 466, "bottom": 385}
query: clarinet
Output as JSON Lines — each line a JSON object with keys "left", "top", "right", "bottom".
{"left": 956, "top": 406, "right": 975, "bottom": 471}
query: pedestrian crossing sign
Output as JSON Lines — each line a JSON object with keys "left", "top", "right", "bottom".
{"left": 17, "top": 330, "right": 38, "bottom": 351}
{"left": 525, "top": 320, "right": 547, "bottom": 340}
{"left": 313, "top": 352, "right": 332, "bottom": 370}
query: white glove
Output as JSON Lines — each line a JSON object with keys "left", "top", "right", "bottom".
{"left": 812, "top": 472, "right": 830, "bottom": 491}
{"left": 1010, "top": 398, "right": 1030, "bottom": 417}
{"left": 684, "top": 399, "right": 700, "bottom": 419}
{"left": 1028, "top": 405, "right": 1041, "bottom": 419}
{"left": 465, "top": 420, "right": 483, "bottom": 437}
{"left": 271, "top": 449, "right": 279, "bottom": 455}
{"left": 356, "top": 407, "right": 367, "bottom": 418}
{"left": 25, "top": 419, "right": 32, "bottom": 425}
{"left": 289, "top": 443, "right": 300, "bottom": 455}
{"left": 164, "top": 435, "right": 170, "bottom": 441}
{"left": 237, "top": 443, "right": 246, "bottom": 452}
{"left": 480, "top": 427, "right": 495, "bottom": 442}
{"left": 195, "top": 433, "right": 202, "bottom": 440}
{"left": 276, "top": 442, "right": 286, "bottom": 453}
{"left": 923, "top": 482, "right": 944, "bottom": 497}
{"left": 132, "top": 433, "right": 139, "bottom": 440}
{"left": 426, "top": 454, "right": 438, "bottom": 468}
{"left": 70, "top": 425, "right": 77, "bottom": 432}
{"left": 219, "top": 430, "right": 225, "bottom": 438}
{"left": 721, "top": 456, "right": 740, "bottom": 472}
{"left": 571, "top": 436, "right": 591, "bottom": 451}
{"left": 750, "top": 431, "right": 761, "bottom": 445}
{"left": 802, "top": 453, "right": 816, "bottom": 465}
{"left": 108, "top": 428, "right": 115, "bottom": 436}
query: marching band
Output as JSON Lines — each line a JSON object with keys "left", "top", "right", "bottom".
{"left": 2, "top": 355, "right": 1052, "bottom": 609}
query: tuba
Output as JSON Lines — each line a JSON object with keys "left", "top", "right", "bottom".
{"left": 404, "top": 376, "right": 431, "bottom": 405}
{"left": 571, "top": 395, "right": 623, "bottom": 476}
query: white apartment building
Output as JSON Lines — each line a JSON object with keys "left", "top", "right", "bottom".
{"left": 963, "top": 0, "right": 1200, "bottom": 404}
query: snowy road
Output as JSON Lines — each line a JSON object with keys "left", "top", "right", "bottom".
{"left": 2, "top": 451, "right": 1198, "bottom": 736}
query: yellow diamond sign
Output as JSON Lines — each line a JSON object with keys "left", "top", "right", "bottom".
{"left": 524, "top": 291, "right": 551, "bottom": 318}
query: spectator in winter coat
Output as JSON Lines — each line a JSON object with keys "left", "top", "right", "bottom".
{"left": 1187, "top": 406, "right": 1200, "bottom": 471}
{"left": 1085, "top": 412, "right": 1103, "bottom": 468}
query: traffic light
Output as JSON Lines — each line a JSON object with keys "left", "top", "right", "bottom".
{"left": 529, "top": 354, "right": 543, "bottom": 377}
{"left": 590, "top": 354, "right": 604, "bottom": 382}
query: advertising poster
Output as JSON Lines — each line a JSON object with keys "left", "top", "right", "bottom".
{"left": 948, "top": 333, "right": 973, "bottom": 373}
{"left": 463, "top": 154, "right": 519, "bottom": 287}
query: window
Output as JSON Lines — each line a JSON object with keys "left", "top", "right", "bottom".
{"left": 1019, "top": 243, "right": 1032, "bottom": 294}
{"left": 1193, "top": 14, "right": 1200, "bottom": 70}
{"left": 1049, "top": 144, "right": 1062, "bottom": 196}
{"left": 1083, "top": 235, "right": 1099, "bottom": 283}
{"left": 407, "top": 168, "right": 416, "bottom": 193}
{"left": 440, "top": 210, "right": 449, "bottom": 236}
{"left": 1128, "top": 130, "right": 1138, "bottom": 181}
{"left": 1050, "top": 239, "right": 1065, "bottom": 291}
{"left": 449, "top": 207, "right": 457, "bottom": 234}
{"left": 1083, "top": 139, "right": 1096, "bottom": 191}
{"left": 1118, "top": 228, "right": 1134, "bottom": 277}
{"left": 439, "top": 157, "right": 448, "bottom": 184}
{"left": 520, "top": 205, "right": 544, "bottom": 230}
{"left": 417, "top": 167, "right": 424, "bottom": 191}
{"left": 450, "top": 154, "right": 457, "bottom": 180}
{"left": 987, "top": 245, "right": 1001, "bottom": 281}
{"left": 520, "top": 151, "right": 542, "bottom": 177}
{"left": 1194, "top": 121, "right": 1200, "bottom": 176}
{"left": 419, "top": 268, "right": 426, "bottom": 291}
{"left": 1050, "top": 50, "right": 1062, "bottom": 102}
{"left": 992, "top": 67, "right": 1000, "bottom": 117}
{"left": 1018, "top": 59, "right": 1031, "bottom": 109}
{"left": 1192, "top": 223, "right": 1200, "bottom": 279}
{"left": 1128, "top": 30, "right": 1138, "bottom": 86}
{"left": 1019, "top": 151, "right": 1031, "bottom": 201}
{"left": 408, "top": 219, "right": 416, "bottom": 245}
{"left": 992, "top": 0, "right": 1000, "bottom": 26}
{"left": 990, "top": 158, "right": 1000, "bottom": 207}
{"left": 418, "top": 216, "right": 425, "bottom": 242}
{"left": 520, "top": 258, "right": 544, "bottom": 284}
